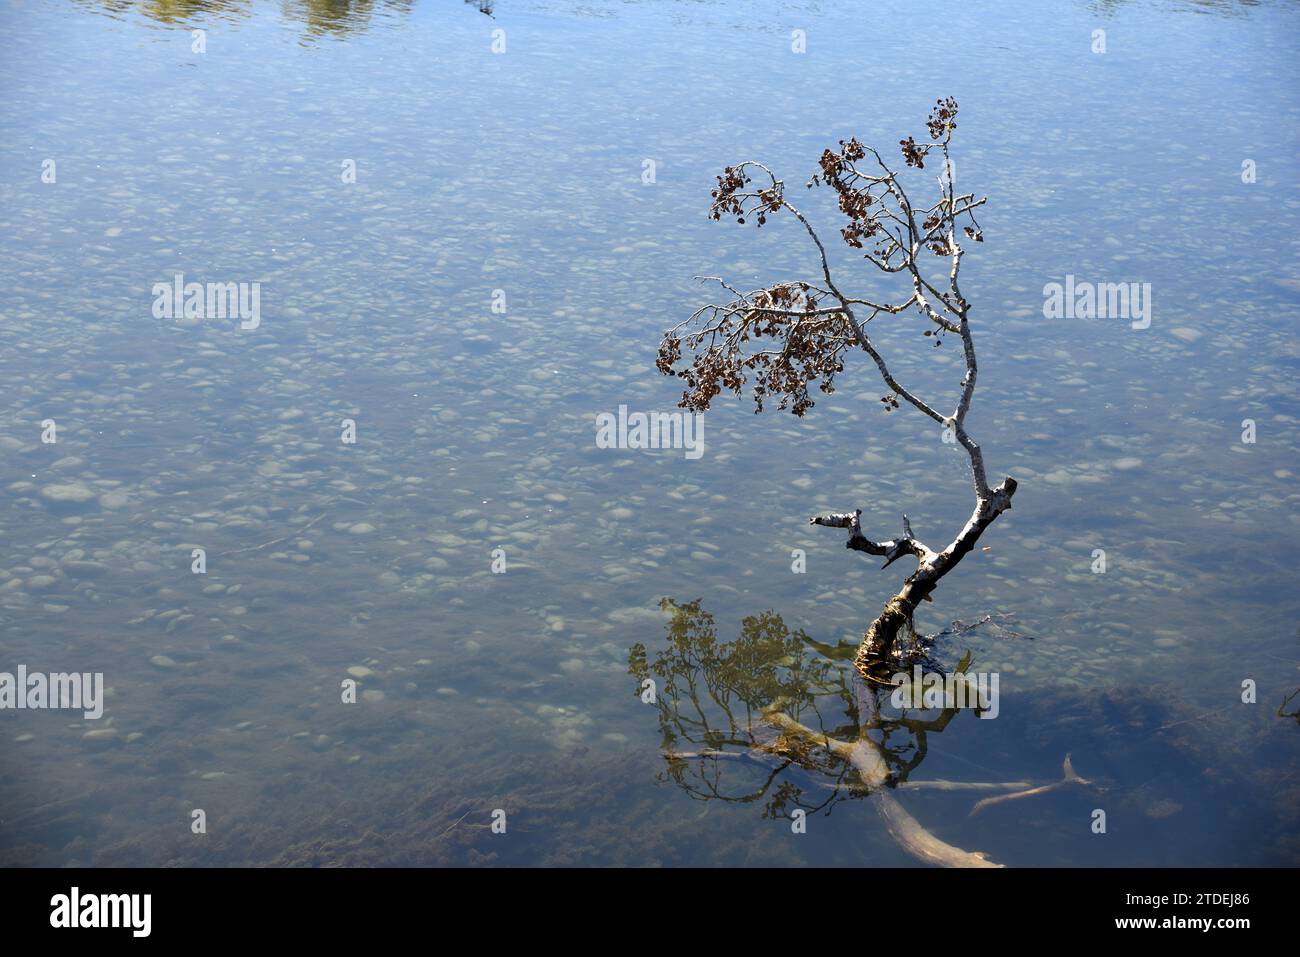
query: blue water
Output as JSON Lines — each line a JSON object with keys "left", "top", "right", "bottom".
{"left": 0, "top": 0, "right": 1297, "bottom": 866}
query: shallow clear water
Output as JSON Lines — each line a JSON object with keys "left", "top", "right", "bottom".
{"left": 0, "top": 0, "right": 1297, "bottom": 866}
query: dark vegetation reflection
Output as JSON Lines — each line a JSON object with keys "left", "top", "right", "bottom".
{"left": 73, "top": 0, "right": 1277, "bottom": 38}
{"left": 74, "top": 0, "right": 418, "bottom": 38}
{"left": 75, "top": 0, "right": 252, "bottom": 26}
{"left": 1280, "top": 688, "right": 1300, "bottom": 726}
{"left": 1090, "top": 0, "right": 1266, "bottom": 16}
{"left": 629, "top": 599, "right": 1095, "bottom": 868}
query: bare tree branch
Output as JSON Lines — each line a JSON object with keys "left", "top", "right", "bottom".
{"left": 657, "top": 98, "right": 1017, "bottom": 667}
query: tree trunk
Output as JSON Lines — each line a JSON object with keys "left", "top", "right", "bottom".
{"left": 815, "top": 477, "right": 1019, "bottom": 679}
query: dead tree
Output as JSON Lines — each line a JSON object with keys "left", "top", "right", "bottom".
{"left": 657, "top": 98, "right": 1018, "bottom": 677}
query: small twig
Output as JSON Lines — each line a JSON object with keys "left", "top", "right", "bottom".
{"left": 897, "top": 779, "right": 1034, "bottom": 793}
{"left": 216, "top": 513, "right": 327, "bottom": 558}
{"left": 969, "top": 754, "right": 1093, "bottom": 817}
{"left": 1149, "top": 705, "right": 1235, "bottom": 735}
{"left": 434, "top": 808, "right": 475, "bottom": 840}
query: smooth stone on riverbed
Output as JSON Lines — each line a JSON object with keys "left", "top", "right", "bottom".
{"left": 40, "top": 484, "right": 97, "bottom": 503}
{"left": 62, "top": 560, "right": 110, "bottom": 579}
{"left": 346, "top": 666, "right": 374, "bottom": 679}
{"left": 150, "top": 655, "right": 178, "bottom": 669}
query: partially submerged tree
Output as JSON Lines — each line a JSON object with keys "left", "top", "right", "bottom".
{"left": 658, "top": 98, "right": 1018, "bottom": 677}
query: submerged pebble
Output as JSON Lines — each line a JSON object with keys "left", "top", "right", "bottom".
{"left": 40, "top": 484, "right": 97, "bottom": 504}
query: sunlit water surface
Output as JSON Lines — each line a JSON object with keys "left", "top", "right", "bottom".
{"left": 0, "top": 0, "right": 1298, "bottom": 866}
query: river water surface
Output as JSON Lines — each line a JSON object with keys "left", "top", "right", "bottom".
{"left": 0, "top": 0, "right": 1297, "bottom": 866}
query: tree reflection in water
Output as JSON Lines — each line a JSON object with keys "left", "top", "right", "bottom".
{"left": 76, "top": 0, "right": 420, "bottom": 41}
{"left": 629, "top": 598, "right": 1092, "bottom": 867}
